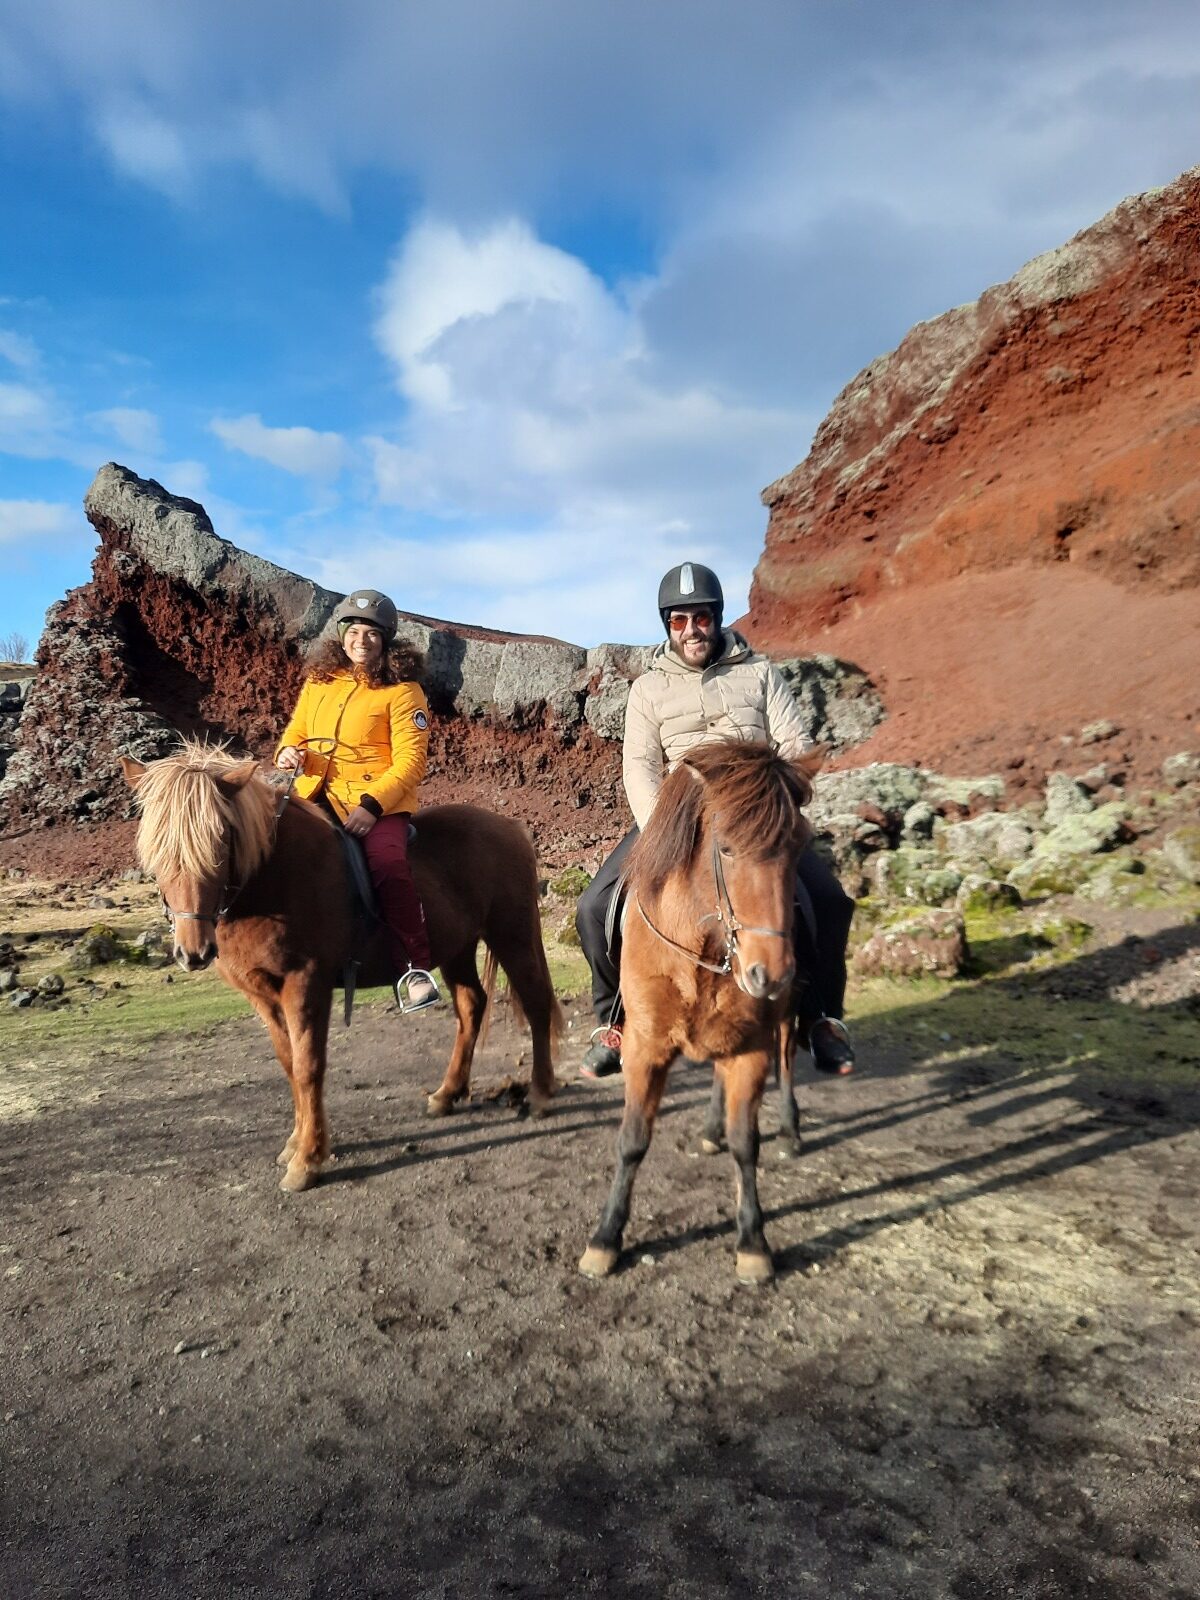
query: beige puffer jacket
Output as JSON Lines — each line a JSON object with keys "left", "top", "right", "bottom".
{"left": 622, "top": 630, "right": 810, "bottom": 829}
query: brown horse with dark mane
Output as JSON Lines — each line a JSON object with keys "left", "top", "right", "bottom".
{"left": 579, "top": 738, "right": 817, "bottom": 1283}
{"left": 122, "top": 742, "right": 562, "bottom": 1192}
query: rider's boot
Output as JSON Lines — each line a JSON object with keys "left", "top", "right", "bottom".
{"left": 395, "top": 968, "right": 443, "bottom": 1012}
{"left": 807, "top": 1015, "right": 855, "bottom": 1076}
{"left": 579, "top": 1023, "right": 623, "bottom": 1079}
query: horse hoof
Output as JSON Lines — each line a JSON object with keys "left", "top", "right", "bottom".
{"left": 276, "top": 1136, "right": 299, "bottom": 1167}
{"left": 426, "top": 1092, "right": 455, "bottom": 1117}
{"left": 279, "top": 1162, "right": 319, "bottom": 1193}
{"left": 528, "top": 1090, "right": 555, "bottom": 1120}
{"left": 775, "top": 1139, "right": 802, "bottom": 1162}
{"left": 699, "top": 1137, "right": 723, "bottom": 1156}
{"left": 578, "top": 1245, "right": 619, "bottom": 1278}
{"left": 735, "top": 1251, "right": 774, "bottom": 1285}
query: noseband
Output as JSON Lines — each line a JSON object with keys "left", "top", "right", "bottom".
{"left": 635, "top": 825, "right": 793, "bottom": 997}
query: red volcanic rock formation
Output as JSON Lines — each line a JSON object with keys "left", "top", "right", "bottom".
{"left": 0, "top": 466, "right": 880, "bottom": 878}
{"left": 747, "top": 165, "right": 1200, "bottom": 793}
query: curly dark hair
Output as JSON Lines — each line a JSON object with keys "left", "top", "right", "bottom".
{"left": 305, "top": 636, "right": 426, "bottom": 689}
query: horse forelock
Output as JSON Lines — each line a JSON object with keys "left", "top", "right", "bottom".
{"left": 134, "top": 741, "right": 275, "bottom": 885}
{"left": 629, "top": 739, "right": 811, "bottom": 901}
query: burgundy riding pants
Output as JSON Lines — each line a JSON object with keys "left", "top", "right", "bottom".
{"left": 361, "top": 813, "right": 432, "bottom": 974}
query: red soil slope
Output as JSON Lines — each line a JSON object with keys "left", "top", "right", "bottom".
{"left": 746, "top": 166, "right": 1200, "bottom": 787}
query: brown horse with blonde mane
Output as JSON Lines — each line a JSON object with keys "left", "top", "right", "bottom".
{"left": 579, "top": 738, "right": 817, "bottom": 1284}
{"left": 122, "top": 742, "right": 562, "bottom": 1192}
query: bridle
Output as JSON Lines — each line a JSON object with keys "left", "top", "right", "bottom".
{"left": 635, "top": 823, "right": 795, "bottom": 998}
{"left": 158, "top": 737, "right": 335, "bottom": 935}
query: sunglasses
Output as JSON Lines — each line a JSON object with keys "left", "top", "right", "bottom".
{"left": 667, "top": 609, "right": 715, "bottom": 632}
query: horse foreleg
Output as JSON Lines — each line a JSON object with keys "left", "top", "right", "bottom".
{"left": 243, "top": 987, "right": 302, "bottom": 1169}
{"left": 776, "top": 1016, "right": 802, "bottom": 1161}
{"left": 279, "top": 975, "right": 334, "bottom": 1193}
{"left": 701, "top": 1073, "right": 725, "bottom": 1154}
{"left": 724, "top": 1052, "right": 773, "bottom": 1284}
{"left": 427, "top": 952, "right": 487, "bottom": 1117}
{"left": 579, "top": 1037, "right": 672, "bottom": 1278}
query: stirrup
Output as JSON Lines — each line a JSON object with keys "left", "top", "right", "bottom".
{"left": 807, "top": 1015, "right": 855, "bottom": 1076}
{"left": 394, "top": 968, "right": 442, "bottom": 1013}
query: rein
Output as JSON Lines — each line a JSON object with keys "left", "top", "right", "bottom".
{"left": 634, "top": 826, "right": 792, "bottom": 996}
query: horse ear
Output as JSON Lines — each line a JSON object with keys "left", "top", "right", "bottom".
{"left": 119, "top": 755, "right": 146, "bottom": 790}
{"left": 215, "top": 759, "right": 260, "bottom": 797}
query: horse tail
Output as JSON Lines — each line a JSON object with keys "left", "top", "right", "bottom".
{"left": 476, "top": 947, "right": 501, "bottom": 1052}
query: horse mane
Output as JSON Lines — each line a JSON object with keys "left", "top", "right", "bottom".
{"left": 628, "top": 739, "right": 813, "bottom": 901}
{"left": 133, "top": 740, "right": 277, "bottom": 884}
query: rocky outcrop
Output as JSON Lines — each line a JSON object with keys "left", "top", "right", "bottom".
{"left": 0, "top": 465, "right": 881, "bottom": 866}
{"left": 0, "top": 666, "right": 35, "bottom": 784}
{"left": 750, "top": 165, "right": 1200, "bottom": 641}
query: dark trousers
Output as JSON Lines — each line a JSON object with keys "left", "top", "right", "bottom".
{"left": 575, "top": 828, "right": 854, "bottom": 1027}
{"left": 362, "top": 813, "right": 432, "bottom": 975}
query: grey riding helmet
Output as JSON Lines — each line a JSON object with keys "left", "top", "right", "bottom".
{"left": 657, "top": 562, "right": 724, "bottom": 633}
{"left": 334, "top": 589, "right": 399, "bottom": 643}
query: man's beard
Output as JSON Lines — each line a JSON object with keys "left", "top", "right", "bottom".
{"left": 669, "top": 632, "right": 719, "bottom": 668}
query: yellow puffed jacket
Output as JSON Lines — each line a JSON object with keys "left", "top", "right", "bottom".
{"left": 276, "top": 670, "right": 431, "bottom": 821}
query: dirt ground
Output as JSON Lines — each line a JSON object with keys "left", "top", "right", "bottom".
{"left": 2, "top": 982, "right": 1199, "bottom": 1600}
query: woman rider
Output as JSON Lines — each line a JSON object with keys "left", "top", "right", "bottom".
{"left": 274, "top": 589, "right": 441, "bottom": 1012}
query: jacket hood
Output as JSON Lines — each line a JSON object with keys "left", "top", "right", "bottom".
{"left": 651, "top": 628, "right": 754, "bottom": 676}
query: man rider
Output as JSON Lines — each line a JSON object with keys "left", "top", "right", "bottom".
{"left": 575, "top": 561, "right": 856, "bottom": 1079}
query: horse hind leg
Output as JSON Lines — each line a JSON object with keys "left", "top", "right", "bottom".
{"left": 427, "top": 949, "right": 488, "bottom": 1117}
{"left": 701, "top": 1072, "right": 725, "bottom": 1155}
{"left": 487, "top": 922, "right": 561, "bottom": 1119}
{"left": 776, "top": 1017, "right": 802, "bottom": 1161}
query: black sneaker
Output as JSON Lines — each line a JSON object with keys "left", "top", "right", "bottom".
{"left": 579, "top": 1025, "right": 623, "bottom": 1079}
{"left": 808, "top": 1016, "right": 855, "bottom": 1076}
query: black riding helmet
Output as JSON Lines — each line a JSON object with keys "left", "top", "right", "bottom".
{"left": 333, "top": 589, "right": 399, "bottom": 644}
{"left": 657, "top": 562, "right": 724, "bottom": 634}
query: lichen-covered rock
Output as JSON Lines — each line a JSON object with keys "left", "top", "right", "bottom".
{"left": 1043, "top": 772, "right": 1095, "bottom": 827}
{"left": 810, "top": 763, "right": 929, "bottom": 830}
{"left": 1080, "top": 719, "right": 1121, "bottom": 745}
{"left": 1028, "top": 911, "right": 1093, "bottom": 951}
{"left": 853, "top": 908, "right": 968, "bottom": 978}
{"left": 868, "top": 848, "right": 963, "bottom": 905}
{"left": 1036, "top": 801, "right": 1133, "bottom": 859}
{"left": 1162, "top": 751, "right": 1200, "bottom": 788}
{"left": 772, "top": 654, "right": 885, "bottom": 753}
{"left": 1161, "top": 825, "right": 1200, "bottom": 885}
{"left": 955, "top": 875, "right": 1023, "bottom": 914}
{"left": 581, "top": 644, "right": 656, "bottom": 740}
{"left": 1005, "top": 856, "right": 1090, "bottom": 898}
{"left": 1074, "top": 850, "right": 1146, "bottom": 904}
{"left": 901, "top": 800, "right": 937, "bottom": 843}
{"left": 939, "top": 812, "right": 1036, "bottom": 870}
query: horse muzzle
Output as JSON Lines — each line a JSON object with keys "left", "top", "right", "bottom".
{"left": 739, "top": 958, "right": 795, "bottom": 1002}
{"left": 175, "top": 941, "right": 217, "bottom": 972}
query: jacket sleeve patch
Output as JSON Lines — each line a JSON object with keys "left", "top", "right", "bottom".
{"left": 412, "top": 709, "right": 429, "bottom": 730}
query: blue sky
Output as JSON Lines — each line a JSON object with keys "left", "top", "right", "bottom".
{"left": 1, "top": 1, "right": 1198, "bottom": 653}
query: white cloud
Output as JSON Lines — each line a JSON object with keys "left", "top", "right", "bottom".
{"left": 209, "top": 413, "right": 348, "bottom": 478}
{"left": 94, "top": 101, "right": 191, "bottom": 195}
{"left": 0, "top": 381, "right": 65, "bottom": 459}
{"left": 0, "top": 499, "right": 78, "bottom": 545}
{"left": 0, "top": 330, "right": 40, "bottom": 370}
{"left": 89, "top": 406, "right": 164, "bottom": 455}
